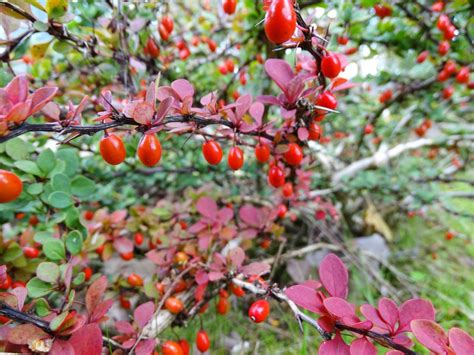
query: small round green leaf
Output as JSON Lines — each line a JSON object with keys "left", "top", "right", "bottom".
{"left": 37, "top": 262, "right": 59, "bottom": 283}
{"left": 43, "top": 238, "right": 66, "bottom": 261}
{"left": 48, "top": 191, "right": 73, "bottom": 209}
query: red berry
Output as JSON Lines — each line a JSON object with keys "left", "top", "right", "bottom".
{"left": 282, "top": 182, "right": 293, "bottom": 198}
{"left": 162, "top": 341, "right": 184, "bottom": 355}
{"left": 315, "top": 210, "right": 326, "bottom": 220}
{"left": 277, "top": 204, "right": 287, "bottom": 218}
{"left": 196, "top": 330, "right": 211, "bottom": 352}
{"left": 202, "top": 140, "right": 223, "bottom": 165}
{"left": 134, "top": 232, "right": 144, "bottom": 245}
{"left": 431, "top": 1, "right": 444, "bottom": 12}
{"left": 29, "top": 215, "right": 39, "bottom": 226}
{"left": 374, "top": 4, "right": 392, "bottom": 18}
{"left": 229, "top": 283, "right": 245, "bottom": 297}
{"left": 0, "top": 274, "right": 12, "bottom": 290}
{"left": 137, "top": 133, "right": 162, "bottom": 167}
{"left": 268, "top": 164, "right": 285, "bottom": 188}
{"left": 23, "top": 246, "right": 40, "bottom": 259}
{"left": 284, "top": 143, "right": 303, "bottom": 166}
{"left": 218, "top": 63, "right": 228, "bottom": 75}
{"left": 379, "top": 89, "right": 393, "bottom": 104}
{"left": 308, "top": 122, "right": 322, "bottom": 141}
{"left": 438, "top": 41, "right": 450, "bottom": 56}
{"left": 179, "top": 340, "right": 190, "bottom": 355}
{"left": 207, "top": 40, "right": 217, "bottom": 52}
{"left": 445, "top": 231, "right": 455, "bottom": 240}
{"left": 443, "top": 25, "right": 456, "bottom": 40}
{"left": 120, "top": 252, "right": 134, "bottom": 261}
{"left": 100, "top": 134, "right": 126, "bottom": 165}
{"left": 315, "top": 91, "right": 338, "bottom": 110}
{"left": 437, "top": 14, "right": 450, "bottom": 32}
{"left": 0, "top": 170, "right": 23, "bottom": 203}
{"left": 119, "top": 295, "right": 131, "bottom": 309}
{"left": 255, "top": 143, "right": 271, "bottom": 163}
{"left": 321, "top": 52, "right": 341, "bottom": 79}
{"left": 84, "top": 210, "right": 94, "bottom": 220}
{"left": 228, "top": 147, "right": 244, "bottom": 170}
{"left": 248, "top": 299, "right": 270, "bottom": 323}
{"left": 264, "top": 0, "right": 296, "bottom": 44}
{"left": 239, "top": 72, "right": 247, "bottom": 85}
{"left": 337, "top": 36, "right": 349, "bottom": 45}
{"left": 165, "top": 297, "right": 184, "bottom": 314}
{"left": 127, "top": 273, "right": 143, "bottom": 287}
{"left": 444, "top": 60, "right": 457, "bottom": 75}
{"left": 223, "top": 0, "right": 237, "bottom": 15}
{"left": 159, "top": 24, "right": 170, "bottom": 41}
{"left": 146, "top": 38, "right": 160, "bottom": 58}
{"left": 179, "top": 48, "right": 191, "bottom": 60}
{"left": 216, "top": 296, "right": 229, "bottom": 315}
{"left": 364, "top": 124, "right": 374, "bottom": 135}
{"left": 12, "top": 280, "right": 26, "bottom": 288}
{"left": 456, "top": 67, "right": 470, "bottom": 84}
{"left": 442, "top": 86, "right": 454, "bottom": 99}
{"left": 84, "top": 267, "right": 93, "bottom": 281}
{"left": 416, "top": 51, "right": 429, "bottom": 63}
{"left": 225, "top": 58, "right": 235, "bottom": 72}
{"left": 162, "top": 16, "right": 174, "bottom": 34}
{"left": 438, "top": 70, "right": 449, "bottom": 82}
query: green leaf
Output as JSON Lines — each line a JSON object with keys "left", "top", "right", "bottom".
{"left": 56, "top": 149, "right": 79, "bottom": 176}
{"left": 52, "top": 173, "right": 71, "bottom": 192}
{"left": 72, "top": 272, "right": 85, "bottom": 286}
{"left": 6, "top": 139, "right": 28, "bottom": 160}
{"left": 46, "top": 0, "right": 68, "bottom": 19}
{"left": 33, "top": 21, "right": 49, "bottom": 32}
{"left": 37, "top": 149, "right": 56, "bottom": 174}
{"left": 50, "top": 311, "right": 69, "bottom": 331}
{"left": 3, "top": 243, "right": 23, "bottom": 262}
{"left": 27, "top": 277, "right": 53, "bottom": 298}
{"left": 43, "top": 238, "right": 66, "bottom": 261}
{"left": 52, "top": 40, "right": 70, "bottom": 53}
{"left": 71, "top": 175, "right": 95, "bottom": 197}
{"left": 27, "top": 183, "right": 44, "bottom": 195}
{"left": 35, "top": 298, "right": 51, "bottom": 317}
{"left": 34, "top": 231, "right": 54, "bottom": 244}
{"left": 14, "top": 160, "right": 43, "bottom": 176}
{"left": 37, "top": 262, "right": 59, "bottom": 283}
{"left": 65, "top": 230, "right": 83, "bottom": 255}
{"left": 48, "top": 191, "right": 73, "bottom": 209}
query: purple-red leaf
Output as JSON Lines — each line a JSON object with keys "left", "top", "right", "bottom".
{"left": 285, "top": 285, "right": 322, "bottom": 314}
{"left": 133, "top": 102, "right": 154, "bottom": 125}
{"left": 50, "top": 339, "right": 74, "bottom": 355}
{"left": 319, "top": 332, "right": 350, "bottom": 355}
{"left": 349, "top": 337, "right": 377, "bottom": 355}
{"left": 134, "top": 301, "right": 155, "bottom": 329}
{"left": 411, "top": 319, "right": 448, "bottom": 354}
{"left": 135, "top": 339, "right": 156, "bottom": 355}
{"left": 154, "top": 97, "right": 174, "bottom": 123}
{"left": 5, "top": 102, "right": 31, "bottom": 123}
{"left": 5, "top": 75, "right": 28, "bottom": 104}
{"left": 115, "top": 321, "right": 135, "bottom": 335}
{"left": 30, "top": 87, "right": 57, "bottom": 114}
{"left": 7, "top": 324, "right": 49, "bottom": 345}
{"left": 86, "top": 275, "right": 108, "bottom": 316}
{"left": 90, "top": 299, "right": 113, "bottom": 323}
{"left": 323, "top": 297, "right": 355, "bottom": 318}
{"left": 448, "top": 328, "right": 474, "bottom": 355}
{"left": 241, "top": 262, "right": 270, "bottom": 276}
{"left": 171, "top": 79, "right": 194, "bottom": 100}
{"left": 398, "top": 299, "right": 435, "bottom": 332}
{"left": 319, "top": 253, "right": 349, "bottom": 299}
{"left": 69, "top": 323, "right": 103, "bottom": 354}
{"left": 264, "top": 59, "right": 294, "bottom": 93}
{"left": 196, "top": 196, "right": 218, "bottom": 218}
{"left": 378, "top": 298, "right": 399, "bottom": 330}
{"left": 229, "top": 247, "right": 245, "bottom": 267}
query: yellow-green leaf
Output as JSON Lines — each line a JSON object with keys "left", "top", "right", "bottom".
{"left": 45, "top": 0, "right": 68, "bottom": 19}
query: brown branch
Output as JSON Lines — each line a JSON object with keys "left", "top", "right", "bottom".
{"left": 0, "top": 302, "right": 53, "bottom": 335}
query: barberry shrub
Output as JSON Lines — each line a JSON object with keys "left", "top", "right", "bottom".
{"left": 0, "top": 0, "right": 472, "bottom": 354}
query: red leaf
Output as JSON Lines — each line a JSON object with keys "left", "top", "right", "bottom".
{"left": 7, "top": 324, "right": 49, "bottom": 345}
{"left": 50, "top": 339, "right": 74, "bottom": 355}
{"left": 30, "top": 87, "right": 57, "bottom": 114}
{"left": 195, "top": 269, "right": 209, "bottom": 285}
{"left": 360, "top": 304, "right": 387, "bottom": 330}
{"left": 411, "top": 320, "right": 448, "bottom": 354}
{"left": 135, "top": 339, "right": 156, "bottom": 355}
{"left": 115, "top": 321, "right": 136, "bottom": 335}
{"left": 194, "top": 283, "right": 207, "bottom": 302}
{"left": 319, "top": 332, "right": 350, "bottom": 355}
{"left": 319, "top": 253, "right": 349, "bottom": 299}
{"left": 285, "top": 285, "right": 323, "bottom": 314}
{"left": 86, "top": 276, "right": 108, "bottom": 316}
{"left": 323, "top": 297, "right": 355, "bottom": 318}
{"left": 228, "top": 247, "right": 245, "bottom": 267}
{"left": 90, "top": 299, "right": 113, "bottom": 323}
{"left": 241, "top": 262, "right": 270, "bottom": 276}
{"left": 398, "top": 299, "right": 435, "bottom": 332}
{"left": 0, "top": 265, "right": 7, "bottom": 283}
{"left": 448, "top": 328, "right": 474, "bottom": 355}
{"left": 133, "top": 102, "right": 154, "bottom": 125}
{"left": 196, "top": 197, "right": 218, "bottom": 218}
{"left": 239, "top": 205, "right": 261, "bottom": 227}
{"left": 134, "top": 301, "right": 155, "bottom": 329}
{"left": 109, "top": 210, "right": 127, "bottom": 224}
{"left": 350, "top": 337, "right": 377, "bottom": 355}
{"left": 298, "top": 127, "right": 309, "bottom": 141}
{"left": 68, "top": 323, "right": 103, "bottom": 354}
{"left": 378, "top": 298, "right": 399, "bottom": 330}
{"left": 11, "top": 286, "right": 27, "bottom": 310}
{"left": 5, "top": 75, "right": 28, "bottom": 104}
{"left": 301, "top": 280, "right": 322, "bottom": 290}
{"left": 113, "top": 237, "right": 134, "bottom": 254}
{"left": 5, "top": 102, "right": 31, "bottom": 123}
